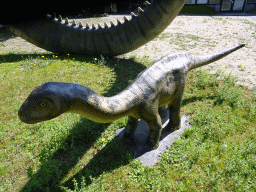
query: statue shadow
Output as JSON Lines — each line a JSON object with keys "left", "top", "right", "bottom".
{"left": 61, "top": 113, "right": 190, "bottom": 190}
{"left": 17, "top": 55, "right": 146, "bottom": 191}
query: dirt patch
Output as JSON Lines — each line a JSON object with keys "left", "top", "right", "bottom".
{"left": 1, "top": 15, "right": 256, "bottom": 89}
{"left": 123, "top": 16, "right": 256, "bottom": 90}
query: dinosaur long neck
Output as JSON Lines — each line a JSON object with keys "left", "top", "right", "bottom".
{"left": 5, "top": 0, "right": 186, "bottom": 56}
{"left": 66, "top": 84, "right": 137, "bottom": 123}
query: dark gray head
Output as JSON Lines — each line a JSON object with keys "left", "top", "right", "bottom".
{"left": 18, "top": 82, "right": 70, "bottom": 124}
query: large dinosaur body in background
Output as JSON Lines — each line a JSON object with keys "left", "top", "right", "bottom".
{"left": 4, "top": 0, "right": 186, "bottom": 56}
{"left": 18, "top": 44, "right": 245, "bottom": 149}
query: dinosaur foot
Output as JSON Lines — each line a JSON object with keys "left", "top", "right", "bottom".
{"left": 144, "top": 140, "right": 159, "bottom": 150}
{"left": 162, "top": 123, "right": 180, "bottom": 133}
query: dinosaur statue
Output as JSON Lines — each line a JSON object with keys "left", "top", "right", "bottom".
{"left": 4, "top": 0, "right": 186, "bottom": 56}
{"left": 18, "top": 44, "right": 245, "bottom": 149}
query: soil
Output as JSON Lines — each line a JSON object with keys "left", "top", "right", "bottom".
{"left": 1, "top": 15, "right": 256, "bottom": 90}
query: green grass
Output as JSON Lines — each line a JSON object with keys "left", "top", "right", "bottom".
{"left": 1, "top": 39, "right": 256, "bottom": 191}
{"left": 155, "top": 33, "right": 217, "bottom": 50}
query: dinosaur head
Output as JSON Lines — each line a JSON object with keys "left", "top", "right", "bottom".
{"left": 18, "top": 82, "right": 70, "bottom": 124}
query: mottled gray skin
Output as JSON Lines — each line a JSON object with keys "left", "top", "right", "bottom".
{"left": 18, "top": 44, "right": 245, "bottom": 149}
{"left": 5, "top": 0, "right": 186, "bottom": 56}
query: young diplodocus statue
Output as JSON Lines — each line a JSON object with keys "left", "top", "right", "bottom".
{"left": 18, "top": 44, "right": 245, "bottom": 149}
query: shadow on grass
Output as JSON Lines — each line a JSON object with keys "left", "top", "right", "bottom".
{"left": 14, "top": 55, "right": 145, "bottom": 191}
{"left": 182, "top": 95, "right": 216, "bottom": 107}
{"left": 2, "top": 51, "right": 219, "bottom": 191}
{"left": 21, "top": 116, "right": 132, "bottom": 192}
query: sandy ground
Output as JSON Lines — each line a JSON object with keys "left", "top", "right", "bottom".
{"left": 1, "top": 15, "right": 256, "bottom": 90}
{"left": 123, "top": 16, "right": 256, "bottom": 90}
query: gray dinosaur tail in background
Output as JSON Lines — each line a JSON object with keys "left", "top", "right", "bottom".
{"left": 189, "top": 44, "right": 245, "bottom": 71}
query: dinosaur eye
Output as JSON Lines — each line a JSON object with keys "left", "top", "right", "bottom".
{"left": 40, "top": 103, "right": 46, "bottom": 108}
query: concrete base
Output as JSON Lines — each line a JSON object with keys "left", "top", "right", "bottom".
{"left": 115, "top": 110, "right": 190, "bottom": 167}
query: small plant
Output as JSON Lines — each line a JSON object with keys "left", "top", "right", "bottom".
{"left": 93, "top": 55, "right": 106, "bottom": 67}
{"left": 238, "top": 64, "right": 246, "bottom": 71}
{"left": 156, "top": 32, "right": 173, "bottom": 40}
{"left": 0, "top": 41, "right": 6, "bottom": 47}
{"left": 192, "top": 68, "right": 213, "bottom": 90}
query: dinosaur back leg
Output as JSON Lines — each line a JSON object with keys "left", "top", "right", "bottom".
{"left": 165, "top": 86, "right": 185, "bottom": 132}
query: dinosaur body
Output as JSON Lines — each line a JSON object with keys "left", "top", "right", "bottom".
{"left": 18, "top": 44, "right": 245, "bottom": 149}
{"left": 5, "top": 0, "right": 186, "bottom": 56}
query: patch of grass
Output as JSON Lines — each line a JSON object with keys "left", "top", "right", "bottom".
{"left": 1, "top": 44, "right": 255, "bottom": 192}
{"left": 156, "top": 32, "right": 217, "bottom": 50}
{"left": 0, "top": 42, "right": 5, "bottom": 47}
{"left": 156, "top": 33, "right": 173, "bottom": 40}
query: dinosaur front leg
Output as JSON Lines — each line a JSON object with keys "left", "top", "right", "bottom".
{"left": 144, "top": 114, "right": 162, "bottom": 150}
{"left": 122, "top": 116, "right": 138, "bottom": 141}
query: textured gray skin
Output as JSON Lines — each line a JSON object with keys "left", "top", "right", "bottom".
{"left": 18, "top": 44, "right": 245, "bottom": 149}
{"left": 5, "top": 0, "right": 186, "bottom": 56}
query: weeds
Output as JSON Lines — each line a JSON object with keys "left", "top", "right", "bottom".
{"left": 93, "top": 55, "right": 107, "bottom": 67}
{"left": 213, "top": 72, "right": 242, "bottom": 107}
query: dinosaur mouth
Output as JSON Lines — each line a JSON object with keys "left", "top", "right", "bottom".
{"left": 18, "top": 111, "right": 58, "bottom": 124}
{"left": 18, "top": 106, "right": 53, "bottom": 124}
{"left": 18, "top": 110, "right": 40, "bottom": 124}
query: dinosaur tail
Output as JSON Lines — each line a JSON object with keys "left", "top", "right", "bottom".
{"left": 189, "top": 44, "right": 245, "bottom": 71}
